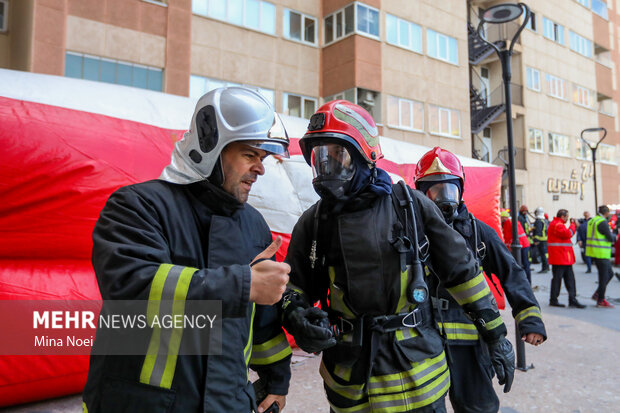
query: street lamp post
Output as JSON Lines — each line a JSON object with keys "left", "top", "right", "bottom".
{"left": 580, "top": 127, "right": 607, "bottom": 212}
{"left": 476, "top": 2, "right": 531, "bottom": 371}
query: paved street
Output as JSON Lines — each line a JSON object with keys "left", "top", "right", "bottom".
{"left": 4, "top": 252, "right": 619, "bottom": 413}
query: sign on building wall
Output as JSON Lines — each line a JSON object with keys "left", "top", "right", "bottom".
{"left": 546, "top": 163, "right": 593, "bottom": 200}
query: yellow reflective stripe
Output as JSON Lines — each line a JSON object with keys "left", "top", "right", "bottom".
{"left": 437, "top": 322, "right": 479, "bottom": 341}
{"left": 515, "top": 306, "right": 542, "bottom": 325}
{"left": 251, "top": 332, "right": 292, "bottom": 365}
{"left": 396, "top": 268, "right": 409, "bottom": 313}
{"left": 368, "top": 352, "right": 448, "bottom": 395}
{"left": 370, "top": 369, "right": 450, "bottom": 412}
{"left": 447, "top": 272, "right": 491, "bottom": 305}
{"left": 334, "top": 363, "right": 353, "bottom": 381}
{"left": 395, "top": 327, "right": 419, "bottom": 341}
{"left": 140, "top": 264, "right": 174, "bottom": 386}
{"left": 82, "top": 401, "right": 88, "bottom": 413}
{"left": 484, "top": 315, "right": 504, "bottom": 332}
{"left": 328, "top": 267, "right": 356, "bottom": 318}
{"left": 140, "top": 264, "right": 197, "bottom": 389}
{"left": 330, "top": 401, "right": 371, "bottom": 413}
{"left": 320, "top": 360, "right": 366, "bottom": 401}
{"left": 370, "top": 352, "right": 445, "bottom": 385}
{"left": 245, "top": 303, "right": 256, "bottom": 367}
{"left": 159, "top": 266, "right": 194, "bottom": 389}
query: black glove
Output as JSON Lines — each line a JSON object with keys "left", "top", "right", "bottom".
{"left": 487, "top": 337, "right": 515, "bottom": 393}
{"left": 285, "top": 307, "right": 336, "bottom": 353}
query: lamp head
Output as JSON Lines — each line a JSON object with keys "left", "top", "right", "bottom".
{"left": 481, "top": 3, "right": 523, "bottom": 24}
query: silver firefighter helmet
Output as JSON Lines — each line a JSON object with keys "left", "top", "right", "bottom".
{"left": 534, "top": 206, "right": 545, "bottom": 219}
{"left": 160, "top": 86, "right": 289, "bottom": 184}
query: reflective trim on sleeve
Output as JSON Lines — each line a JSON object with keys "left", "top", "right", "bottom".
{"left": 250, "top": 332, "right": 292, "bottom": 365}
{"left": 483, "top": 315, "right": 504, "bottom": 332}
{"left": 547, "top": 242, "right": 573, "bottom": 247}
{"left": 515, "top": 306, "right": 542, "bottom": 326}
{"left": 245, "top": 303, "right": 256, "bottom": 366}
{"left": 437, "top": 322, "right": 479, "bottom": 341}
{"left": 446, "top": 272, "right": 491, "bottom": 306}
{"left": 140, "top": 264, "right": 197, "bottom": 389}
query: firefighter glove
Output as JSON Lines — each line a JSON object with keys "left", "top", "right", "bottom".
{"left": 487, "top": 337, "right": 515, "bottom": 393}
{"left": 285, "top": 307, "right": 336, "bottom": 354}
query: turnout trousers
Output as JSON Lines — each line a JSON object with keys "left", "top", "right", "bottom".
{"left": 446, "top": 345, "right": 498, "bottom": 413}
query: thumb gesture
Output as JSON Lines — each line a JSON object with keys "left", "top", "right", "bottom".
{"left": 251, "top": 236, "right": 282, "bottom": 266}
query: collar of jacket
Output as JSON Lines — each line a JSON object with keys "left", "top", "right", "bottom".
{"left": 453, "top": 202, "right": 472, "bottom": 237}
{"left": 186, "top": 179, "right": 245, "bottom": 217}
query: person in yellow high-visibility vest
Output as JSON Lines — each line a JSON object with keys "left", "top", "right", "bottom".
{"left": 586, "top": 205, "right": 616, "bottom": 308}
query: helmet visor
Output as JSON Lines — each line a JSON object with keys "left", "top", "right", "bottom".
{"left": 310, "top": 143, "right": 356, "bottom": 180}
{"left": 246, "top": 141, "right": 289, "bottom": 157}
{"left": 425, "top": 182, "right": 460, "bottom": 204}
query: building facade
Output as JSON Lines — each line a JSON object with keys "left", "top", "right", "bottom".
{"left": 0, "top": 0, "right": 617, "bottom": 215}
{"left": 470, "top": 0, "right": 619, "bottom": 216}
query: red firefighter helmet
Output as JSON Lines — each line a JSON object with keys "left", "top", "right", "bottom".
{"left": 414, "top": 147, "right": 465, "bottom": 187}
{"left": 299, "top": 100, "right": 383, "bottom": 166}
{"left": 519, "top": 204, "right": 528, "bottom": 213}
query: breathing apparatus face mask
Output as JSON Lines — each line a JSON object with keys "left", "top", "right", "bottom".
{"left": 426, "top": 182, "right": 460, "bottom": 224}
{"left": 310, "top": 143, "right": 357, "bottom": 202}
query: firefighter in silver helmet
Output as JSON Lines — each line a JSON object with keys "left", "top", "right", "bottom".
{"left": 84, "top": 87, "right": 292, "bottom": 412}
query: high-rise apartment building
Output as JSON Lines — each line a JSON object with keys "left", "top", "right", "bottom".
{"left": 470, "top": 0, "right": 618, "bottom": 213}
{"left": 0, "top": 0, "right": 617, "bottom": 213}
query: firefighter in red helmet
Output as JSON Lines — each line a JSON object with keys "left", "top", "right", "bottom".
{"left": 283, "top": 102, "right": 514, "bottom": 412}
{"left": 415, "top": 147, "right": 546, "bottom": 413}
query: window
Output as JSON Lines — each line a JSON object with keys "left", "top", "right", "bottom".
{"left": 576, "top": 138, "right": 592, "bottom": 160}
{"left": 356, "top": 3, "right": 379, "bottom": 37}
{"left": 529, "top": 128, "right": 544, "bottom": 152}
{"left": 387, "top": 96, "right": 424, "bottom": 131}
{"left": 548, "top": 133, "right": 570, "bottom": 156}
{"left": 569, "top": 31, "right": 593, "bottom": 57}
{"left": 598, "top": 143, "right": 616, "bottom": 164}
{"left": 575, "top": 0, "right": 591, "bottom": 7}
{"left": 542, "top": 17, "right": 564, "bottom": 45}
{"left": 385, "top": 14, "right": 422, "bottom": 53}
{"left": 65, "top": 52, "right": 163, "bottom": 91}
{"left": 283, "top": 93, "right": 317, "bottom": 119}
{"left": 0, "top": 0, "right": 7, "bottom": 32}
{"left": 598, "top": 98, "right": 615, "bottom": 116}
{"left": 192, "top": 0, "right": 276, "bottom": 35}
{"left": 428, "top": 105, "right": 460, "bottom": 137}
{"left": 545, "top": 74, "right": 567, "bottom": 100}
{"left": 324, "top": 2, "right": 378, "bottom": 45}
{"left": 525, "top": 11, "right": 536, "bottom": 31}
{"left": 592, "top": 0, "right": 609, "bottom": 19}
{"left": 283, "top": 9, "right": 317, "bottom": 46}
{"left": 573, "top": 85, "right": 593, "bottom": 108}
{"left": 189, "top": 75, "right": 274, "bottom": 108}
{"left": 427, "top": 29, "right": 458, "bottom": 64}
{"left": 526, "top": 67, "right": 541, "bottom": 91}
